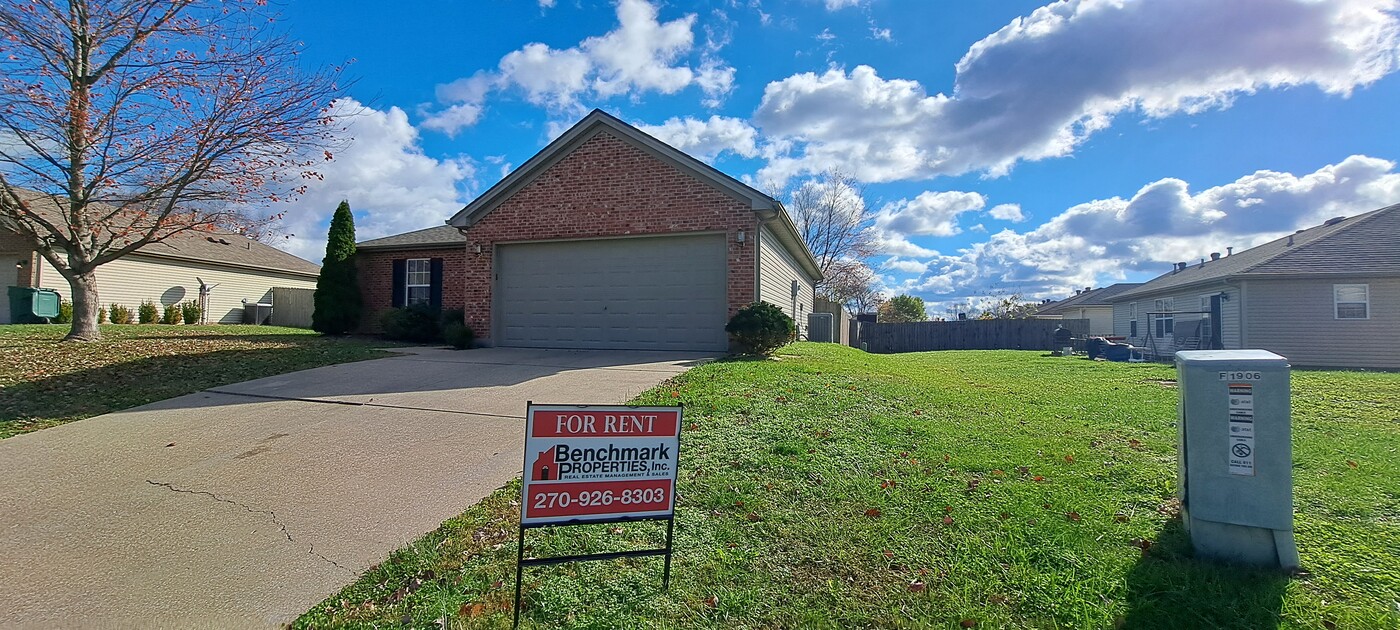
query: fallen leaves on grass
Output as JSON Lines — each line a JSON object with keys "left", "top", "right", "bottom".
{"left": 1066, "top": 511, "right": 1082, "bottom": 522}
{"left": 908, "top": 580, "right": 926, "bottom": 593}
{"left": 883, "top": 549, "right": 894, "bottom": 559}
{"left": 943, "top": 515, "right": 954, "bottom": 525}
{"left": 703, "top": 595, "right": 719, "bottom": 608}
{"left": 1132, "top": 538, "right": 1154, "bottom": 557}
{"left": 961, "top": 620, "right": 978, "bottom": 628}
{"left": 1128, "top": 439, "right": 1144, "bottom": 450}
{"left": 1346, "top": 460, "right": 1358, "bottom": 468}
{"left": 1064, "top": 454, "right": 1075, "bottom": 463}
{"left": 865, "top": 508, "right": 882, "bottom": 518}
{"left": 746, "top": 512, "right": 762, "bottom": 522}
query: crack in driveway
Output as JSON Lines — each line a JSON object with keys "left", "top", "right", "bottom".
{"left": 203, "top": 389, "right": 524, "bottom": 420}
{"left": 145, "top": 480, "right": 355, "bottom": 576}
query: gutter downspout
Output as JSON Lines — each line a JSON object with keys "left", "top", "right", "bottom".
{"left": 1222, "top": 277, "right": 1245, "bottom": 349}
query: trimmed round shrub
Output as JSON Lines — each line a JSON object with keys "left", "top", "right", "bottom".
{"left": 109, "top": 303, "right": 132, "bottom": 324}
{"left": 725, "top": 301, "right": 795, "bottom": 356}
{"left": 442, "top": 321, "right": 474, "bottom": 350}
{"left": 162, "top": 303, "right": 181, "bottom": 324}
{"left": 138, "top": 300, "right": 159, "bottom": 324}
{"left": 380, "top": 304, "right": 442, "bottom": 342}
{"left": 181, "top": 300, "right": 201, "bottom": 325}
{"left": 55, "top": 299, "right": 73, "bottom": 324}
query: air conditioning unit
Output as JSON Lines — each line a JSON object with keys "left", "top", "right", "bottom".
{"left": 807, "top": 312, "right": 835, "bottom": 343}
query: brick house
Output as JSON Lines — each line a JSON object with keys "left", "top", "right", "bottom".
{"left": 356, "top": 109, "right": 821, "bottom": 351}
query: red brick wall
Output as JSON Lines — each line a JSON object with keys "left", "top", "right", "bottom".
{"left": 460, "top": 131, "right": 758, "bottom": 344}
{"left": 1, "top": 231, "right": 38, "bottom": 287}
{"left": 355, "top": 247, "right": 467, "bottom": 333}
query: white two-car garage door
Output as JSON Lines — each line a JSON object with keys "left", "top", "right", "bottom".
{"left": 495, "top": 234, "right": 729, "bottom": 351}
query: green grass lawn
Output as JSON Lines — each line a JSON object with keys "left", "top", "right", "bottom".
{"left": 296, "top": 344, "right": 1399, "bottom": 629}
{"left": 0, "top": 324, "right": 398, "bottom": 439}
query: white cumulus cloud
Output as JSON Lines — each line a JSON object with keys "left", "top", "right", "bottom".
{"left": 889, "top": 155, "right": 1400, "bottom": 308}
{"left": 274, "top": 100, "right": 473, "bottom": 261}
{"left": 422, "top": 0, "right": 736, "bottom": 134}
{"left": 988, "top": 203, "right": 1025, "bottom": 222}
{"left": 635, "top": 115, "right": 759, "bottom": 161}
{"left": 873, "top": 190, "right": 988, "bottom": 239}
{"left": 754, "top": 0, "right": 1400, "bottom": 184}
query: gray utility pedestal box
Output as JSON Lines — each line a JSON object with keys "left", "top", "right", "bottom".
{"left": 1176, "top": 350, "right": 1299, "bottom": 568}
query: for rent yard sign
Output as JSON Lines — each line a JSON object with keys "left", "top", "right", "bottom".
{"left": 521, "top": 404, "right": 681, "bottom": 525}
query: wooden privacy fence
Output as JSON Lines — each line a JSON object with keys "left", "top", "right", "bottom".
{"left": 854, "top": 318, "right": 1090, "bottom": 353}
{"left": 268, "top": 287, "right": 315, "bottom": 328}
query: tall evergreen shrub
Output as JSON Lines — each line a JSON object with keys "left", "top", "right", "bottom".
{"left": 312, "top": 201, "right": 363, "bottom": 334}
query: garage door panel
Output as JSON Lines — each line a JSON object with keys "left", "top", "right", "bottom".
{"left": 496, "top": 235, "right": 728, "bottom": 351}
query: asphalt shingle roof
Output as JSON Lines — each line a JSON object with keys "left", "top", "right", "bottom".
{"left": 1111, "top": 203, "right": 1400, "bottom": 301}
{"left": 355, "top": 225, "right": 466, "bottom": 250}
{"left": 3, "top": 189, "right": 320, "bottom": 276}
{"left": 1037, "top": 283, "right": 1144, "bottom": 314}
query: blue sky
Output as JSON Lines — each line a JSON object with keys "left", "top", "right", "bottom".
{"left": 272, "top": 0, "right": 1400, "bottom": 313}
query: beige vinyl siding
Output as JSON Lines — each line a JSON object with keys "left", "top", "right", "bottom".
{"left": 1061, "top": 306, "right": 1114, "bottom": 336}
{"left": 37, "top": 254, "right": 316, "bottom": 324}
{"left": 757, "top": 225, "right": 815, "bottom": 336}
{"left": 1111, "top": 283, "right": 1240, "bottom": 348}
{"left": 1244, "top": 277, "right": 1400, "bottom": 368}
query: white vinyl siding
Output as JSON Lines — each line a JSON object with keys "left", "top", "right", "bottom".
{"left": 37, "top": 254, "right": 316, "bottom": 324}
{"left": 1111, "top": 283, "right": 1240, "bottom": 350}
{"left": 757, "top": 225, "right": 815, "bottom": 337}
{"left": 1249, "top": 278, "right": 1398, "bottom": 368}
{"left": 1333, "top": 284, "right": 1369, "bottom": 319}
{"left": 405, "top": 258, "right": 431, "bottom": 305}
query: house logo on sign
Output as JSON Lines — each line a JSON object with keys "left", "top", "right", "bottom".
{"left": 531, "top": 447, "right": 558, "bottom": 481}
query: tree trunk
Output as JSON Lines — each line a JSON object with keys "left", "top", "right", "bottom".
{"left": 64, "top": 270, "right": 101, "bottom": 342}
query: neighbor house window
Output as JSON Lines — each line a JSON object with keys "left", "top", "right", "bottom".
{"left": 1129, "top": 303, "right": 1138, "bottom": 337}
{"left": 1334, "top": 284, "right": 1369, "bottom": 319}
{"left": 406, "top": 258, "right": 431, "bottom": 305}
{"left": 1154, "top": 298, "right": 1174, "bottom": 338}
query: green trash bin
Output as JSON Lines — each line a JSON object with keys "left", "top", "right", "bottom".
{"left": 7, "top": 286, "right": 61, "bottom": 323}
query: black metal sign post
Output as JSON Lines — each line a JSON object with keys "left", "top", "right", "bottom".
{"left": 512, "top": 403, "right": 683, "bottom": 628}
{"left": 512, "top": 513, "right": 675, "bottom": 628}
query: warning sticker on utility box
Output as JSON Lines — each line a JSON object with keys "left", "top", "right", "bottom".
{"left": 1227, "top": 383, "right": 1255, "bottom": 476}
{"left": 521, "top": 405, "right": 681, "bottom": 525}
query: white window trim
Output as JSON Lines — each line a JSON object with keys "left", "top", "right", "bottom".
{"left": 405, "top": 258, "right": 431, "bottom": 305}
{"left": 1333, "top": 283, "right": 1370, "bottom": 320}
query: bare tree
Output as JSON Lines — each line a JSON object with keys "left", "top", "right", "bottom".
{"left": 0, "top": 0, "right": 346, "bottom": 340}
{"left": 823, "top": 259, "right": 882, "bottom": 313}
{"left": 782, "top": 171, "right": 878, "bottom": 301}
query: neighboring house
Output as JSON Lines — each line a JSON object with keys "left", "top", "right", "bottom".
{"left": 1034, "top": 283, "right": 1143, "bottom": 335}
{"left": 358, "top": 109, "right": 822, "bottom": 351}
{"left": 1, "top": 196, "right": 320, "bottom": 324}
{"left": 1105, "top": 204, "right": 1400, "bottom": 368}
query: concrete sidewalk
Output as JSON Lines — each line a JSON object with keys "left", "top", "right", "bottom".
{"left": 0, "top": 347, "right": 711, "bottom": 628}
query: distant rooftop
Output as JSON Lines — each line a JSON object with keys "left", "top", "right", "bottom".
{"left": 1112, "top": 203, "right": 1400, "bottom": 301}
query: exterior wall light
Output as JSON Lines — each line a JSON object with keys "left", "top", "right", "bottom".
{"left": 736, "top": 230, "right": 745, "bottom": 244}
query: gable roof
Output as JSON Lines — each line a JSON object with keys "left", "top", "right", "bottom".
{"left": 1037, "top": 283, "right": 1143, "bottom": 314}
{"left": 445, "top": 109, "right": 822, "bottom": 281}
{"left": 357, "top": 225, "right": 466, "bottom": 251}
{"left": 1110, "top": 203, "right": 1400, "bottom": 301}
{"left": 2, "top": 189, "right": 319, "bottom": 277}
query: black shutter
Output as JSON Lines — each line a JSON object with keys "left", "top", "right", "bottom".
{"left": 429, "top": 258, "right": 444, "bottom": 308}
{"left": 391, "top": 259, "right": 406, "bottom": 308}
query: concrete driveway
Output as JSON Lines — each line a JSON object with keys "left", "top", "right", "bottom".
{"left": 0, "top": 346, "right": 712, "bottom": 628}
